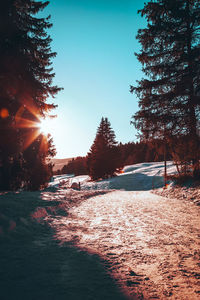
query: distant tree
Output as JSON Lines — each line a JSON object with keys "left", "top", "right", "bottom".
{"left": 131, "top": 0, "right": 200, "bottom": 175}
{"left": 54, "top": 169, "right": 61, "bottom": 175}
{"left": 118, "top": 140, "right": 171, "bottom": 166}
{"left": 62, "top": 157, "right": 88, "bottom": 176}
{"left": 0, "top": 0, "right": 61, "bottom": 190}
{"left": 87, "top": 117, "right": 120, "bottom": 180}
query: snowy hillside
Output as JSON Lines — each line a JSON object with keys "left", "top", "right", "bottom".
{"left": 51, "top": 157, "right": 73, "bottom": 172}
{"left": 50, "top": 161, "right": 176, "bottom": 191}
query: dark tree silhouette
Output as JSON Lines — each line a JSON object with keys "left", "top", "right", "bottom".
{"left": 87, "top": 117, "right": 120, "bottom": 180}
{"left": 0, "top": 0, "right": 61, "bottom": 190}
{"left": 62, "top": 157, "right": 88, "bottom": 176}
{"left": 131, "top": 0, "right": 200, "bottom": 175}
{"left": 118, "top": 140, "right": 171, "bottom": 167}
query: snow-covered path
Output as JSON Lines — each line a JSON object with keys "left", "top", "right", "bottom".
{"left": 50, "top": 190, "right": 200, "bottom": 300}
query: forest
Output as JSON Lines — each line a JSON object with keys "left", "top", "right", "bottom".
{"left": 55, "top": 133, "right": 171, "bottom": 178}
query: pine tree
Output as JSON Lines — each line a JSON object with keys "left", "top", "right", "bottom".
{"left": 87, "top": 117, "right": 120, "bottom": 180}
{"left": 0, "top": 0, "right": 61, "bottom": 190}
{"left": 131, "top": 0, "right": 200, "bottom": 175}
{"left": 62, "top": 157, "right": 88, "bottom": 176}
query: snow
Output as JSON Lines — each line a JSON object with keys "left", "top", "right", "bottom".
{"left": 50, "top": 161, "right": 176, "bottom": 191}
{"left": 49, "top": 190, "right": 200, "bottom": 299}
{"left": 49, "top": 174, "right": 89, "bottom": 189}
{"left": 1, "top": 161, "right": 200, "bottom": 300}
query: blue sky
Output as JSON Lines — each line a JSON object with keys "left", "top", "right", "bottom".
{"left": 43, "top": 0, "right": 146, "bottom": 158}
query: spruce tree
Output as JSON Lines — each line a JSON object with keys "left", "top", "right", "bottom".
{"left": 131, "top": 0, "right": 200, "bottom": 175}
{"left": 0, "top": 0, "right": 61, "bottom": 190}
{"left": 87, "top": 117, "right": 120, "bottom": 180}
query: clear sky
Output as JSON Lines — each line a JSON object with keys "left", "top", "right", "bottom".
{"left": 43, "top": 0, "right": 146, "bottom": 158}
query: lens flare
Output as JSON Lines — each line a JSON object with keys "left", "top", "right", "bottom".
{"left": 0, "top": 108, "right": 9, "bottom": 118}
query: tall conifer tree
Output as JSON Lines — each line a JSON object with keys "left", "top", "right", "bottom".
{"left": 0, "top": 0, "right": 61, "bottom": 190}
{"left": 131, "top": 0, "right": 200, "bottom": 174}
{"left": 87, "top": 117, "right": 119, "bottom": 180}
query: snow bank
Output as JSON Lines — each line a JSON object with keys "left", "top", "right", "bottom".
{"left": 48, "top": 174, "right": 90, "bottom": 190}
{"left": 80, "top": 161, "right": 176, "bottom": 191}
{"left": 154, "top": 183, "right": 200, "bottom": 206}
{"left": 50, "top": 161, "right": 176, "bottom": 192}
{"left": 123, "top": 161, "right": 175, "bottom": 175}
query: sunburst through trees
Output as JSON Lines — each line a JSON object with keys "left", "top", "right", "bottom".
{"left": 0, "top": 0, "right": 61, "bottom": 190}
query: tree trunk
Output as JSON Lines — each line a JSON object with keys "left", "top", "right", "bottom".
{"left": 164, "top": 140, "right": 167, "bottom": 186}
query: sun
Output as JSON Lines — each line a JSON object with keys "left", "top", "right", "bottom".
{"left": 39, "top": 117, "right": 53, "bottom": 136}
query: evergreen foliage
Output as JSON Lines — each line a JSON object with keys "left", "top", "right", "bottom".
{"left": 54, "top": 139, "right": 172, "bottom": 177}
{"left": 131, "top": 0, "right": 200, "bottom": 175}
{"left": 61, "top": 157, "right": 88, "bottom": 176}
{"left": 119, "top": 140, "right": 171, "bottom": 166}
{"left": 0, "top": 0, "right": 61, "bottom": 190}
{"left": 87, "top": 117, "right": 120, "bottom": 180}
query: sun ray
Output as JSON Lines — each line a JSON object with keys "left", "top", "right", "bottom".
{"left": 15, "top": 116, "right": 40, "bottom": 129}
{"left": 13, "top": 104, "right": 54, "bottom": 152}
{"left": 23, "top": 129, "right": 41, "bottom": 150}
{"left": 39, "top": 134, "right": 48, "bottom": 153}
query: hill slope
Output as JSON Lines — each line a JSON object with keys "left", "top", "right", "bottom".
{"left": 51, "top": 158, "right": 73, "bottom": 172}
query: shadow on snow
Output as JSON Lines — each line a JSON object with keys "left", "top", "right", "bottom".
{"left": 83, "top": 172, "right": 164, "bottom": 191}
{"left": 107, "top": 173, "right": 164, "bottom": 191}
{"left": 0, "top": 191, "right": 136, "bottom": 300}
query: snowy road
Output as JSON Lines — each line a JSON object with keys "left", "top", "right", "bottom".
{"left": 49, "top": 189, "right": 200, "bottom": 300}
{"left": 1, "top": 162, "right": 199, "bottom": 299}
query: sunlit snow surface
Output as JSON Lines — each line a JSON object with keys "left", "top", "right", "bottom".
{"left": 50, "top": 161, "right": 176, "bottom": 191}
{"left": 44, "top": 162, "right": 200, "bottom": 299}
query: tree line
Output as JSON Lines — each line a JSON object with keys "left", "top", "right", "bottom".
{"left": 55, "top": 117, "right": 171, "bottom": 179}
